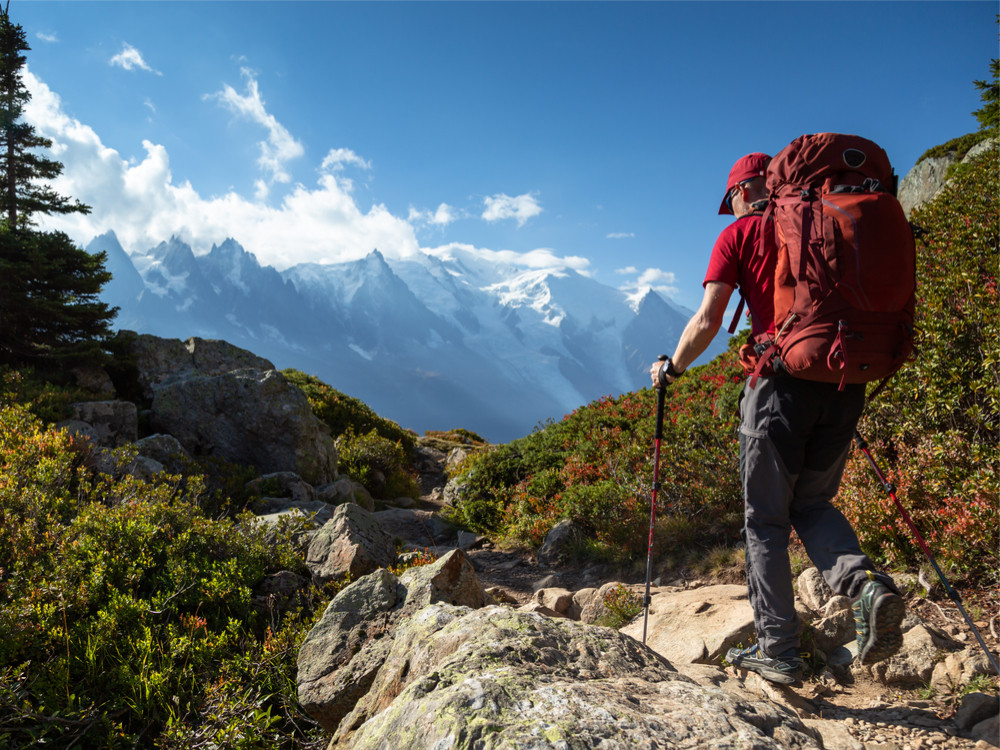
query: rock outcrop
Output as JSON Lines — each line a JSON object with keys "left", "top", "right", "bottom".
{"left": 305, "top": 503, "right": 397, "bottom": 583}
{"left": 898, "top": 137, "right": 997, "bottom": 218}
{"left": 328, "top": 603, "right": 822, "bottom": 749}
{"left": 296, "top": 550, "right": 493, "bottom": 734}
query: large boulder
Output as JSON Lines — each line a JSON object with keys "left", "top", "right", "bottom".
{"left": 620, "top": 584, "right": 755, "bottom": 665}
{"left": 128, "top": 333, "right": 275, "bottom": 399}
{"left": 151, "top": 367, "right": 337, "bottom": 484}
{"left": 297, "top": 550, "right": 491, "bottom": 733}
{"left": 305, "top": 503, "right": 397, "bottom": 584}
{"left": 330, "top": 603, "right": 822, "bottom": 750}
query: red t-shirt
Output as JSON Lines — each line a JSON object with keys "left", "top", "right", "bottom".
{"left": 703, "top": 214, "right": 775, "bottom": 337}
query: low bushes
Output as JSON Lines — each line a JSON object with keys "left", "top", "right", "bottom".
{"left": 0, "top": 401, "right": 330, "bottom": 748}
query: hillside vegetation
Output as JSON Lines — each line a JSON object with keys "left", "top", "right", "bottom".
{"left": 450, "top": 146, "right": 999, "bottom": 583}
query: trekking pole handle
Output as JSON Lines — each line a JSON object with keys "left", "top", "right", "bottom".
{"left": 655, "top": 356, "right": 668, "bottom": 441}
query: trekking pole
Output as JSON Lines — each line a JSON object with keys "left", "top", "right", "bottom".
{"left": 643, "top": 355, "right": 668, "bottom": 645}
{"left": 853, "top": 429, "right": 1000, "bottom": 675}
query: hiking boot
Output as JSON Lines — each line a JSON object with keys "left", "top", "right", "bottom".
{"left": 725, "top": 643, "right": 803, "bottom": 685}
{"left": 853, "top": 575, "right": 905, "bottom": 665}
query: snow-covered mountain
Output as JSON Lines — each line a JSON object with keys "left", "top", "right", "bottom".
{"left": 90, "top": 231, "right": 729, "bottom": 442}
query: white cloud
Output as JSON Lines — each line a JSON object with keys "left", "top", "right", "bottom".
{"left": 24, "top": 69, "right": 418, "bottom": 269}
{"left": 206, "top": 68, "right": 304, "bottom": 186}
{"left": 322, "top": 148, "right": 372, "bottom": 172}
{"left": 615, "top": 266, "right": 638, "bottom": 275}
{"left": 482, "top": 192, "right": 542, "bottom": 226}
{"left": 607, "top": 232, "right": 634, "bottom": 239}
{"left": 109, "top": 43, "right": 161, "bottom": 75}
{"left": 37, "top": 32, "right": 59, "bottom": 43}
{"left": 619, "top": 266, "right": 679, "bottom": 300}
{"left": 426, "top": 242, "right": 590, "bottom": 275}
{"left": 24, "top": 69, "right": 584, "bottom": 280}
{"left": 409, "top": 202, "right": 458, "bottom": 227}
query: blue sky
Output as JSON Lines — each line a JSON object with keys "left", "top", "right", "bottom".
{"left": 16, "top": 1, "right": 996, "bottom": 311}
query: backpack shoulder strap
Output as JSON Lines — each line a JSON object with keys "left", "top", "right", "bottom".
{"left": 725, "top": 210, "right": 766, "bottom": 335}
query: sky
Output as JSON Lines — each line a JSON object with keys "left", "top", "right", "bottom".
{"left": 14, "top": 0, "right": 996, "bottom": 311}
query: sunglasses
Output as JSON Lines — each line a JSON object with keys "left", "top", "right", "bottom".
{"left": 725, "top": 179, "right": 755, "bottom": 211}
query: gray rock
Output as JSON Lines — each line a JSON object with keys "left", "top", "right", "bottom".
{"left": 246, "top": 472, "right": 316, "bottom": 503}
{"left": 69, "top": 400, "right": 138, "bottom": 447}
{"left": 135, "top": 433, "right": 192, "bottom": 474}
{"left": 332, "top": 604, "right": 821, "bottom": 750}
{"left": 808, "top": 596, "right": 855, "bottom": 655}
{"left": 797, "top": 567, "right": 835, "bottom": 613}
{"left": 898, "top": 138, "right": 997, "bottom": 218}
{"left": 537, "top": 518, "right": 585, "bottom": 566}
{"left": 55, "top": 419, "right": 100, "bottom": 445}
{"left": 457, "top": 530, "right": 485, "bottom": 550}
{"left": 296, "top": 568, "right": 402, "bottom": 732}
{"left": 931, "top": 646, "right": 995, "bottom": 692}
{"left": 306, "top": 503, "right": 397, "bottom": 584}
{"left": 252, "top": 570, "right": 308, "bottom": 614}
{"left": 955, "top": 692, "right": 1000, "bottom": 732}
{"left": 316, "top": 478, "right": 374, "bottom": 512}
{"left": 898, "top": 153, "right": 956, "bottom": 218}
{"left": 128, "top": 332, "right": 275, "bottom": 399}
{"left": 863, "top": 623, "right": 962, "bottom": 687}
{"left": 151, "top": 368, "right": 337, "bottom": 484}
{"left": 298, "top": 550, "right": 491, "bottom": 734}
{"left": 531, "top": 587, "right": 576, "bottom": 618}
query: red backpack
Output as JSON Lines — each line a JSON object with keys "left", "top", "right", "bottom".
{"left": 742, "top": 133, "right": 916, "bottom": 390}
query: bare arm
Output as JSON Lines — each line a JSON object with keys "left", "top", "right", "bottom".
{"left": 649, "top": 281, "right": 734, "bottom": 385}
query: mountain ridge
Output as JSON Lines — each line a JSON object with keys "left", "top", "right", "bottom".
{"left": 91, "top": 231, "right": 728, "bottom": 441}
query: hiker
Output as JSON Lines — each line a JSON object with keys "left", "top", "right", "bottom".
{"left": 649, "top": 151, "right": 905, "bottom": 685}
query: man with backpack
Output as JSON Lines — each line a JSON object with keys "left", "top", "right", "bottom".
{"left": 650, "top": 138, "right": 909, "bottom": 685}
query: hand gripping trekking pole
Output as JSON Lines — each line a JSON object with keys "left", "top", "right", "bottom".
{"left": 643, "top": 355, "right": 668, "bottom": 645}
{"left": 854, "top": 430, "right": 1000, "bottom": 675}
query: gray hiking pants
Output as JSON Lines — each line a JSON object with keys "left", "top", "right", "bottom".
{"left": 739, "top": 375, "right": 893, "bottom": 657}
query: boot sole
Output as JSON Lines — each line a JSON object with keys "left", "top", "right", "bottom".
{"left": 859, "top": 592, "right": 905, "bottom": 665}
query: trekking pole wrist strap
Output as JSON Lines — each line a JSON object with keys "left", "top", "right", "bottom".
{"left": 658, "top": 358, "right": 685, "bottom": 388}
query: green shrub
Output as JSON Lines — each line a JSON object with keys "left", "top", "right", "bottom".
{"left": 596, "top": 584, "right": 643, "bottom": 629}
{"left": 283, "top": 368, "right": 415, "bottom": 454}
{"left": 336, "top": 427, "right": 420, "bottom": 500}
{"left": 917, "top": 130, "right": 993, "bottom": 164}
{"left": 842, "top": 148, "right": 999, "bottom": 581}
{"left": 0, "top": 403, "right": 329, "bottom": 747}
{"left": 450, "top": 337, "right": 745, "bottom": 562}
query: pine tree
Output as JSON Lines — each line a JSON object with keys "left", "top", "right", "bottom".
{"left": 0, "top": 4, "right": 115, "bottom": 367}
{"left": 972, "top": 57, "right": 999, "bottom": 132}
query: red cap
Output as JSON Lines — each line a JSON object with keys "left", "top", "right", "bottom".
{"left": 718, "top": 152, "right": 771, "bottom": 215}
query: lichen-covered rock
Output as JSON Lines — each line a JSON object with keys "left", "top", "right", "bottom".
{"left": 151, "top": 368, "right": 337, "bottom": 484}
{"left": 297, "top": 550, "right": 491, "bottom": 733}
{"left": 296, "top": 568, "right": 402, "bottom": 732}
{"left": 333, "top": 604, "right": 821, "bottom": 750}
{"left": 306, "top": 503, "right": 396, "bottom": 584}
